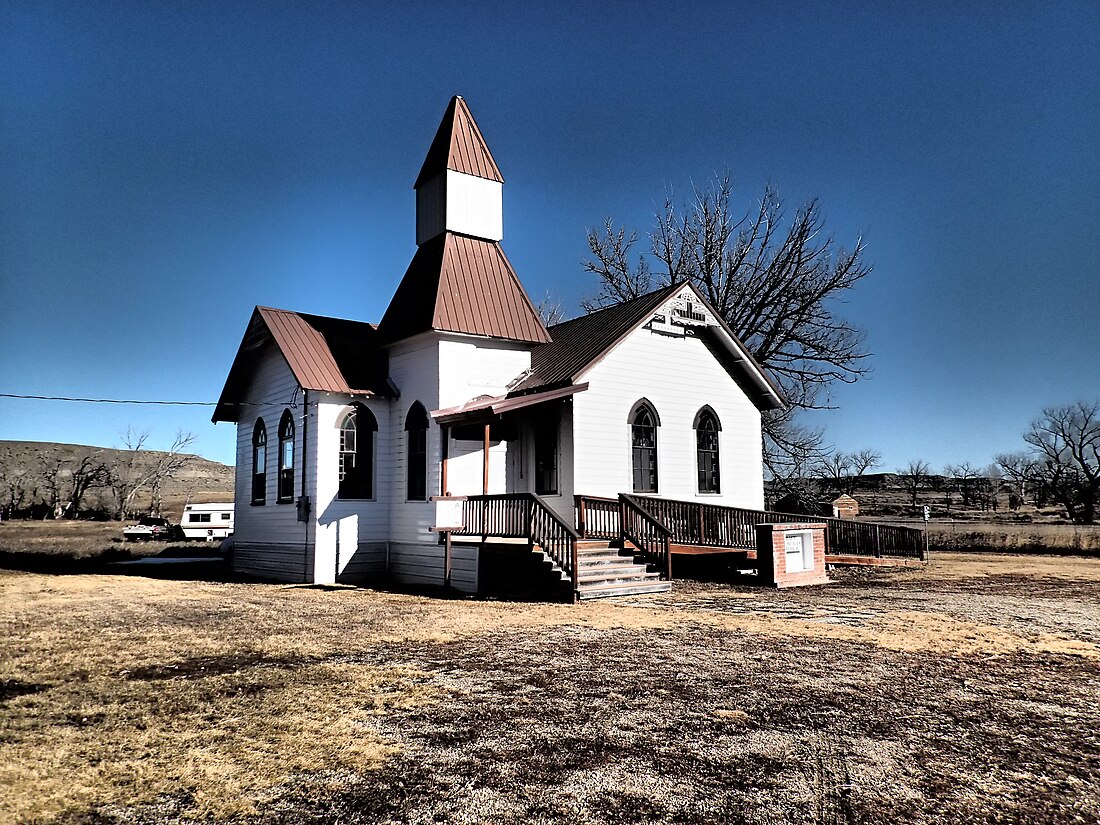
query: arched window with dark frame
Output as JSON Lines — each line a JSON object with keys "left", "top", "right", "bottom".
{"left": 405, "top": 402, "right": 429, "bottom": 501}
{"left": 630, "top": 400, "right": 659, "bottom": 493}
{"left": 338, "top": 403, "right": 378, "bottom": 499}
{"left": 277, "top": 410, "right": 295, "bottom": 502}
{"left": 251, "top": 418, "right": 267, "bottom": 505}
{"left": 694, "top": 407, "right": 722, "bottom": 494}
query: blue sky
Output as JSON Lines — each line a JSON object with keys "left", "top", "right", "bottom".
{"left": 2, "top": 1, "right": 1098, "bottom": 472}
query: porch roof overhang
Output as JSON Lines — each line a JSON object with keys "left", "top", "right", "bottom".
{"left": 431, "top": 382, "right": 588, "bottom": 426}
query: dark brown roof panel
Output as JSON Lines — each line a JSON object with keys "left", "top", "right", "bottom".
{"left": 414, "top": 96, "right": 504, "bottom": 187}
{"left": 377, "top": 233, "right": 551, "bottom": 345}
{"left": 515, "top": 283, "right": 683, "bottom": 392}
{"left": 213, "top": 307, "right": 392, "bottom": 422}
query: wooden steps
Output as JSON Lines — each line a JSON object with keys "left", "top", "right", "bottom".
{"left": 569, "top": 541, "right": 671, "bottom": 600}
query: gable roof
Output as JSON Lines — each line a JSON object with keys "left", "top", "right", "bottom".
{"left": 414, "top": 96, "right": 504, "bottom": 188}
{"left": 213, "top": 307, "right": 392, "bottom": 422}
{"left": 513, "top": 282, "right": 785, "bottom": 412}
{"left": 376, "top": 232, "right": 551, "bottom": 345}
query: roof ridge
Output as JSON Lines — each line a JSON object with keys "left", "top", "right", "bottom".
{"left": 549, "top": 281, "right": 683, "bottom": 331}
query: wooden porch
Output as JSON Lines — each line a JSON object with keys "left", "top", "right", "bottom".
{"left": 453, "top": 492, "right": 927, "bottom": 601}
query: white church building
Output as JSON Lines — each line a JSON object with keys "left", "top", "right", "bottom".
{"left": 214, "top": 96, "right": 784, "bottom": 599}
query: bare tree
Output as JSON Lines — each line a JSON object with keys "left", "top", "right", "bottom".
{"left": 897, "top": 460, "right": 933, "bottom": 510}
{"left": 62, "top": 452, "right": 111, "bottom": 517}
{"left": 818, "top": 452, "right": 853, "bottom": 495}
{"left": 535, "top": 290, "right": 567, "bottom": 326}
{"left": 582, "top": 174, "right": 871, "bottom": 474}
{"left": 996, "top": 451, "right": 1041, "bottom": 506}
{"left": 1019, "top": 402, "right": 1100, "bottom": 524}
{"left": 0, "top": 466, "right": 33, "bottom": 519}
{"left": 944, "top": 462, "right": 982, "bottom": 510}
{"left": 109, "top": 427, "right": 152, "bottom": 519}
{"left": 146, "top": 430, "right": 197, "bottom": 516}
{"left": 36, "top": 454, "right": 67, "bottom": 519}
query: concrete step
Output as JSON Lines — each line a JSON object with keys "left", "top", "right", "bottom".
{"left": 576, "top": 580, "right": 673, "bottom": 600}
{"left": 577, "top": 540, "right": 616, "bottom": 549}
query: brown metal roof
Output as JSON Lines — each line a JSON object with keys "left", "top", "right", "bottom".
{"left": 432, "top": 382, "right": 588, "bottom": 425}
{"left": 514, "top": 282, "right": 785, "bottom": 412}
{"left": 213, "top": 307, "right": 392, "bottom": 422}
{"left": 414, "top": 96, "right": 504, "bottom": 187}
{"left": 377, "top": 232, "right": 551, "bottom": 344}
{"left": 514, "top": 283, "right": 683, "bottom": 392}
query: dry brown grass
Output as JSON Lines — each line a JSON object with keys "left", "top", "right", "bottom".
{"left": 927, "top": 521, "right": 1100, "bottom": 553}
{"left": 3, "top": 552, "right": 1100, "bottom": 823}
{"left": 0, "top": 519, "right": 131, "bottom": 559}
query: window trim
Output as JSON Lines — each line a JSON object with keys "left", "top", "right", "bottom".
{"left": 251, "top": 418, "right": 267, "bottom": 506}
{"left": 338, "top": 403, "right": 378, "bottom": 501}
{"left": 277, "top": 409, "right": 295, "bottom": 503}
{"left": 694, "top": 406, "right": 722, "bottom": 495}
{"left": 629, "top": 399, "right": 660, "bottom": 494}
{"left": 405, "top": 402, "right": 429, "bottom": 502}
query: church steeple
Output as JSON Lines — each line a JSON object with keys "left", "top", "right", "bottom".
{"left": 414, "top": 96, "right": 505, "bottom": 245}
{"left": 378, "top": 97, "right": 549, "bottom": 345}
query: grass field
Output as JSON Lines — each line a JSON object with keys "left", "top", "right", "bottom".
{"left": 2, "top": 540, "right": 1099, "bottom": 824}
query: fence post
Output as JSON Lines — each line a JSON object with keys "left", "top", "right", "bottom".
{"left": 577, "top": 496, "right": 586, "bottom": 537}
{"left": 874, "top": 524, "right": 882, "bottom": 558}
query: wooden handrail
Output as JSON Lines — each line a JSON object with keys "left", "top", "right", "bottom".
{"left": 619, "top": 493, "right": 673, "bottom": 580}
{"left": 457, "top": 493, "right": 580, "bottom": 598}
{"left": 629, "top": 494, "right": 926, "bottom": 560}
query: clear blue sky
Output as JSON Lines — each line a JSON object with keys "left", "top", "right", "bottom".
{"left": 2, "top": 1, "right": 1098, "bottom": 473}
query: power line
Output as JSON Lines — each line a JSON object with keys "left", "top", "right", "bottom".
{"left": 0, "top": 393, "right": 277, "bottom": 408}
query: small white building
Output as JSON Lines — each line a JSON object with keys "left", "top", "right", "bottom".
{"left": 213, "top": 96, "right": 783, "bottom": 598}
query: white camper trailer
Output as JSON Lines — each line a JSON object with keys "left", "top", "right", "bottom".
{"left": 180, "top": 502, "right": 234, "bottom": 540}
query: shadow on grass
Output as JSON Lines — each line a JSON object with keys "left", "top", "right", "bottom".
{"left": 0, "top": 544, "right": 245, "bottom": 583}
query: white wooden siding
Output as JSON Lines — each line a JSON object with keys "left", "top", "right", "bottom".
{"left": 389, "top": 542, "right": 478, "bottom": 593}
{"left": 437, "top": 335, "right": 531, "bottom": 406}
{"left": 311, "top": 395, "right": 392, "bottom": 584}
{"left": 231, "top": 344, "right": 312, "bottom": 581}
{"left": 386, "top": 336, "right": 442, "bottom": 552}
{"left": 572, "top": 317, "right": 765, "bottom": 509}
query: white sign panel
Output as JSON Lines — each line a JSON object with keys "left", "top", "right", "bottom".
{"left": 433, "top": 498, "right": 465, "bottom": 531}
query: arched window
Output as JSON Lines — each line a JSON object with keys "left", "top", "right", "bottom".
{"left": 338, "top": 403, "right": 378, "bottom": 499}
{"left": 694, "top": 407, "right": 722, "bottom": 494}
{"left": 630, "top": 400, "right": 659, "bottom": 493}
{"left": 251, "top": 419, "right": 267, "bottom": 505}
{"left": 405, "top": 402, "right": 429, "bottom": 501}
{"left": 277, "top": 410, "right": 295, "bottom": 503}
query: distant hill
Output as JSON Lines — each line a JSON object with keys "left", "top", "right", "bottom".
{"left": 0, "top": 440, "right": 234, "bottom": 520}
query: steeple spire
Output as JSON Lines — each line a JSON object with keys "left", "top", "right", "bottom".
{"left": 379, "top": 97, "right": 549, "bottom": 345}
{"left": 414, "top": 96, "right": 505, "bottom": 245}
{"left": 414, "top": 95, "right": 504, "bottom": 187}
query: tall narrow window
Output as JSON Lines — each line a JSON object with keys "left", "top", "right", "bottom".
{"left": 630, "top": 401, "right": 659, "bottom": 493}
{"left": 695, "top": 407, "right": 722, "bottom": 494}
{"left": 534, "top": 413, "right": 559, "bottom": 495}
{"left": 405, "top": 402, "right": 429, "bottom": 501}
{"left": 338, "top": 403, "right": 377, "bottom": 499}
{"left": 251, "top": 419, "right": 267, "bottom": 505}
{"left": 277, "top": 410, "right": 295, "bottom": 502}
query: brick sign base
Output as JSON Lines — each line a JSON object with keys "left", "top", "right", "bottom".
{"left": 755, "top": 522, "right": 831, "bottom": 589}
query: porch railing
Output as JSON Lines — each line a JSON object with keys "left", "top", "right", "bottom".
{"left": 574, "top": 494, "right": 620, "bottom": 540}
{"left": 574, "top": 493, "right": 927, "bottom": 562}
{"left": 619, "top": 494, "right": 673, "bottom": 580}
{"left": 456, "top": 493, "right": 579, "bottom": 594}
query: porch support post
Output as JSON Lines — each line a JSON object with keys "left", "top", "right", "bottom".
{"left": 440, "top": 424, "right": 450, "bottom": 496}
{"left": 482, "top": 422, "right": 490, "bottom": 495}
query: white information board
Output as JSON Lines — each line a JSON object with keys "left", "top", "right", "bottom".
{"left": 433, "top": 497, "right": 465, "bottom": 531}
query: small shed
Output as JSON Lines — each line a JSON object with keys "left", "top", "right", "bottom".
{"left": 831, "top": 494, "right": 860, "bottom": 519}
